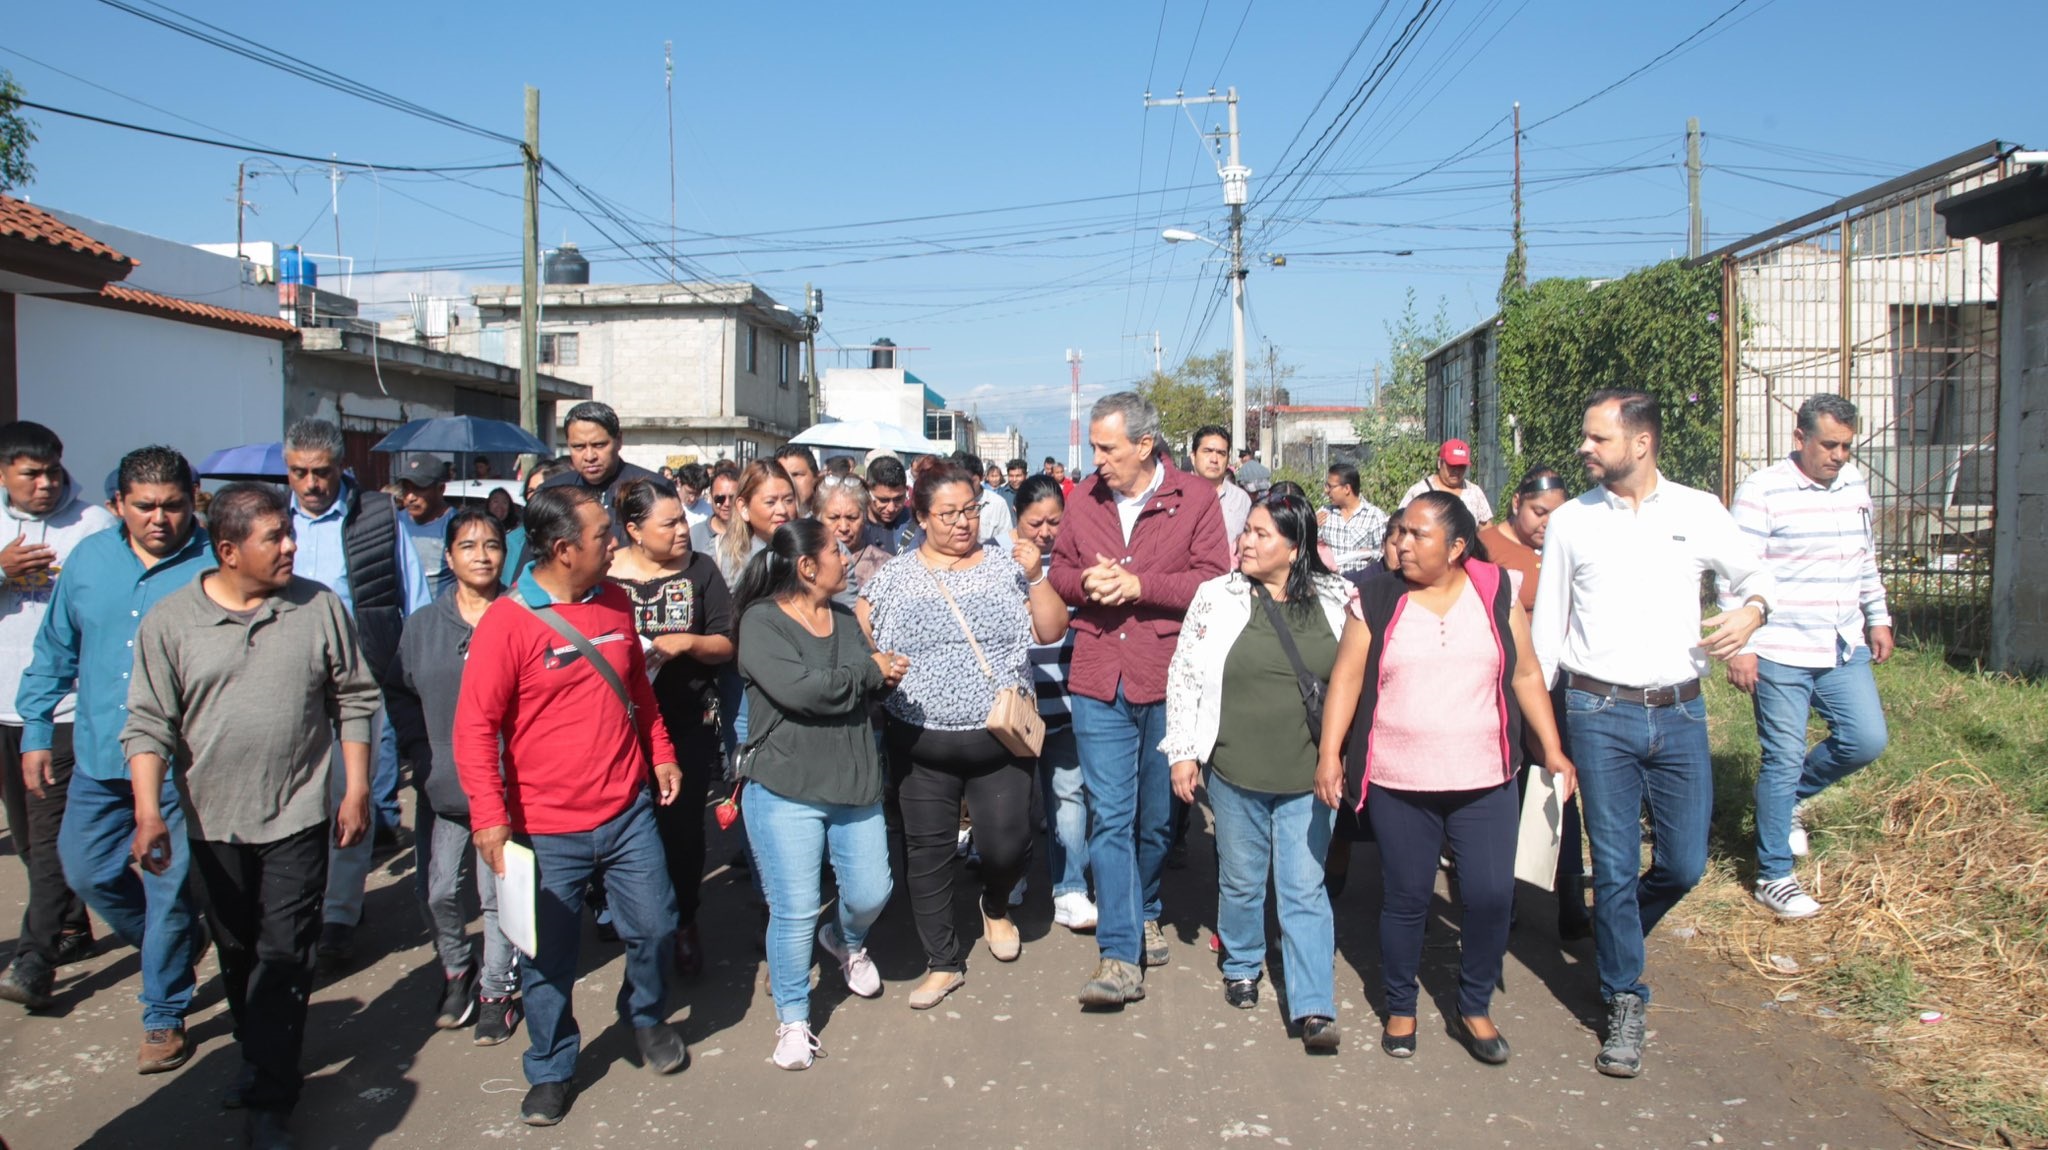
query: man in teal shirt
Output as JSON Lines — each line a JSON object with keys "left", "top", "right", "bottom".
{"left": 16, "top": 447, "right": 211, "bottom": 1074}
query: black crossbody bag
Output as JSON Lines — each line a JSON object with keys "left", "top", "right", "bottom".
{"left": 516, "top": 598, "right": 651, "bottom": 763}
{"left": 1252, "top": 583, "right": 1327, "bottom": 745}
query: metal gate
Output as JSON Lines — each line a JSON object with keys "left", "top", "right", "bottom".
{"left": 1709, "top": 144, "right": 2011, "bottom": 654}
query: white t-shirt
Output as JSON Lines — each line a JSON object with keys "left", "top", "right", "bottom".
{"left": 1114, "top": 462, "right": 1165, "bottom": 545}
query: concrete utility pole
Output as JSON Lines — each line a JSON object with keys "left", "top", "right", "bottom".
{"left": 803, "top": 282, "right": 822, "bottom": 426}
{"left": 1687, "top": 117, "right": 1704, "bottom": 259}
{"left": 1066, "top": 349, "right": 1083, "bottom": 473}
{"left": 520, "top": 86, "right": 541, "bottom": 446}
{"left": 665, "top": 41, "right": 678, "bottom": 283}
{"left": 1145, "top": 87, "right": 1249, "bottom": 454}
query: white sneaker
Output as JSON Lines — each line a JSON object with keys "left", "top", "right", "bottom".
{"left": 772, "top": 1021, "right": 823, "bottom": 1070}
{"left": 1052, "top": 891, "right": 1098, "bottom": 931}
{"left": 1788, "top": 803, "right": 1810, "bottom": 858}
{"left": 817, "top": 923, "right": 881, "bottom": 998}
{"left": 1754, "top": 876, "right": 1821, "bottom": 919}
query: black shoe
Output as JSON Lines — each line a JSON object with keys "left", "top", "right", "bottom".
{"left": 435, "top": 965, "right": 478, "bottom": 1029}
{"left": 474, "top": 995, "right": 523, "bottom": 1047}
{"left": 1223, "top": 978, "right": 1259, "bottom": 1010}
{"left": 520, "top": 1080, "right": 573, "bottom": 1126}
{"left": 1456, "top": 1017, "right": 1512, "bottom": 1065}
{"left": 315, "top": 923, "right": 354, "bottom": 973}
{"left": 1597, "top": 992, "right": 1647, "bottom": 1078}
{"left": 1301, "top": 1016, "right": 1341, "bottom": 1051}
{"left": 635, "top": 1023, "right": 689, "bottom": 1075}
{"left": 0, "top": 954, "right": 54, "bottom": 1010}
{"left": 372, "top": 822, "right": 404, "bottom": 856}
{"left": 53, "top": 928, "right": 96, "bottom": 966}
{"left": 222, "top": 1063, "right": 258, "bottom": 1109}
{"left": 244, "top": 1108, "right": 294, "bottom": 1149}
{"left": 1381, "top": 1023, "right": 1417, "bottom": 1059}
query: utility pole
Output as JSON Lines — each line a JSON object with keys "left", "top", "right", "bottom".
{"left": 235, "top": 161, "right": 246, "bottom": 262}
{"left": 1144, "top": 87, "right": 1249, "bottom": 454}
{"left": 802, "top": 282, "right": 822, "bottom": 426}
{"left": 329, "top": 159, "right": 342, "bottom": 256}
{"left": 1122, "top": 330, "right": 1164, "bottom": 376}
{"left": 1687, "top": 116, "right": 1704, "bottom": 259}
{"left": 1066, "top": 349, "right": 1083, "bottom": 473}
{"left": 665, "top": 41, "right": 678, "bottom": 283}
{"left": 520, "top": 86, "right": 541, "bottom": 447}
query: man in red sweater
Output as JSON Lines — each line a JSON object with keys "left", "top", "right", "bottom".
{"left": 1049, "top": 392, "right": 1231, "bottom": 1008}
{"left": 454, "top": 485, "right": 686, "bottom": 1127}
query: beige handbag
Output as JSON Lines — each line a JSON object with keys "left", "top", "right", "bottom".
{"left": 928, "top": 567, "right": 1045, "bottom": 758}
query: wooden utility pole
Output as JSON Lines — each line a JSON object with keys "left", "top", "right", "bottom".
{"left": 520, "top": 86, "right": 541, "bottom": 447}
{"left": 1687, "top": 117, "right": 1704, "bottom": 259}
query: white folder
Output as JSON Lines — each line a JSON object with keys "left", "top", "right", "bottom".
{"left": 497, "top": 841, "right": 540, "bottom": 959}
{"left": 1515, "top": 768, "right": 1564, "bottom": 891}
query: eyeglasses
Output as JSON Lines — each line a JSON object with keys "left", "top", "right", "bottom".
{"left": 928, "top": 507, "right": 983, "bottom": 526}
{"left": 712, "top": 494, "right": 735, "bottom": 505}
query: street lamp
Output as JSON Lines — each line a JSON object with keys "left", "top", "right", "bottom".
{"left": 1162, "top": 227, "right": 1248, "bottom": 458}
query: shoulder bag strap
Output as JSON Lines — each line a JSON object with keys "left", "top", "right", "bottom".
{"left": 1253, "top": 582, "right": 1322, "bottom": 695}
{"left": 515, "top": 597, "right": 648, "bottom": 755}
{"left": 925, "top": 561, "right": 996, "bottom": 682}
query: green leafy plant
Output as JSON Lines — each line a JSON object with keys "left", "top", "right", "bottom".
{"left": 0, "top": 70, "right": 35, "bottom": 193}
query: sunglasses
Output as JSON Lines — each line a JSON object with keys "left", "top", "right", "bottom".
{"left": 712, "top": 494, "right": 735, "bottom": 505}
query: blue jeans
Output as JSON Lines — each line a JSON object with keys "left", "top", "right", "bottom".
{"left": 1567, "top": 689, "right": 1713, "bottom": 1003}
{"left": 57, "top": 773, "right": 201, "bottom": 1032}
{"left": 1072, "top": 687, "right": 1172, "bottom": 966}
{"left": 372, "top": 710, "right": 401, "bottom": 832}
{"left": 324, "top": 708, "right": 387, "bottom": 927}
{"left": 744, "top": 782, "right": 892, "bottom": 1025}
{"left": 1037, "top": 722, "right": 1090, "bottom": 899}
{"left": 1752, "top": 648, "right": 1887, "bottom": 881}
{"left": 1208, "top": 771, "right": 1336, "bottom": 1021}
{"left": 1368, "top": 782, "right": 1518, "bottom": 1018}
{"left": 521, "top": 792, "right": 677, "bottom": 1086}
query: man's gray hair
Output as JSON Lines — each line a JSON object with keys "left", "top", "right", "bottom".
{"left": 1796, "top": 393, "right": 1859, "bottom": 436}
{"left": 283, "top": 417, "right": 345, "bottom": 460}
{"left": 1090, "top": 391, "right": 1163, "bottom": 454}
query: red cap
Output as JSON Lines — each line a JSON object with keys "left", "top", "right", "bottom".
{"left": 1439, "top": 439, "right": 1471, "bottom": 466}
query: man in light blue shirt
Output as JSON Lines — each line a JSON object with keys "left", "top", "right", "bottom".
{"left": 17, "top": 446, "right": 212, "bottom": 1073}
{"left": 282, "top": 419, "right": 431, "bottom": 969}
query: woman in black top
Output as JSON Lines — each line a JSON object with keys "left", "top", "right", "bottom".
{"left": 607, "top": 478, "right": 734, "bottom": 978}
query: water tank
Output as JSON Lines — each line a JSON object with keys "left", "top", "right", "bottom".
{"left": 279, "top": 246, "right": 317, "bottom": 288}
{"left": 545, "top": 243, "right": 590, "bottom": 285}
{"left": 871, "top": 337, "right": 896, "bottom": 370}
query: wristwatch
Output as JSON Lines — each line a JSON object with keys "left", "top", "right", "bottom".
{"left": 1745, "top": 596, "right": 1771, "bottom": 625}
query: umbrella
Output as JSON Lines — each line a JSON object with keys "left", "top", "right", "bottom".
{"left": 789, "top": 419, "right": 936, "bottom": 457}
{"left": 198, "top": 442, "right": 287, "bottom": 480}
{"left": 371, "top": 415, "right": 548, "bottom": 456}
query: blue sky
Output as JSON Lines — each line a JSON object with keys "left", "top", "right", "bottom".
{"left": 8, "top": 0, "right": 2044, "bottom": 460}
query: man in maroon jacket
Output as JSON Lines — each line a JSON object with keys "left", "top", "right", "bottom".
{"left": 1050, "top": 392, "right": 1231, "bottom": 1008}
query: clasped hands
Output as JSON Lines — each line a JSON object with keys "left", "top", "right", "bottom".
{"left": 1081, "top": 553, "right": 1142, "bottom": 607}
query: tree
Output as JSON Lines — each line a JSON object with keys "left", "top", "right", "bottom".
{"left": 1352, "top": 288, "right": 1456, "bottom": 453}
{"left": 1137, "top": 349, "right": 1231, "bottom": 457}
{"left": 0, "top": 71, "right": 35, "bottom": 193}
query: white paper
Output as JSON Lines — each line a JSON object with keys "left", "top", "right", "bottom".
{"left": 497, "top": 841, "right": 540, "bottom": 959}
{"left": 1515, "top": 768, "right": 1564, "bottom": 891}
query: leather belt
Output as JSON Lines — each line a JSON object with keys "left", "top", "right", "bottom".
{"left": 1564, "top": 672, "right": 1701, "bottom": 708}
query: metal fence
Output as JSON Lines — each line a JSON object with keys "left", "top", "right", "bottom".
{"left": 1712, "top": 145, "right": 2011, "bottom": 654}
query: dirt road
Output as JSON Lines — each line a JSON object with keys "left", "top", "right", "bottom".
{"left": 0, "top": 804, "right": 1925, "bottom": 1149}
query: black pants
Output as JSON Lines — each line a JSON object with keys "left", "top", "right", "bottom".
{"left": 650, "top": 723, "right": 719, "bottom": 927}
{"left": 191, "top": 823, "right": 328, "bottom": 1115}
{"left": 0, "top": 724, "right": 88, "bottom": 964}
{"left": 1368, "top": 782, "right": 1518, "bottom": 1019}
{"left": 885, "top": 720, "right": 1031, "bottom": 973}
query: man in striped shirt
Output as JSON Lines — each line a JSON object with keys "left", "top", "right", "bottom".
{"left": 1725, "top": 394, "right": 1893, "bottom": 920}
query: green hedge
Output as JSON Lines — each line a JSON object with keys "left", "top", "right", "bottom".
{"left": 1495, "top": 260, "right": 1724, "bottom": 494}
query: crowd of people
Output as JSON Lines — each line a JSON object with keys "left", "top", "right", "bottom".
{"left": 0, "top": 385, "right": 1895, "bottom": 1145}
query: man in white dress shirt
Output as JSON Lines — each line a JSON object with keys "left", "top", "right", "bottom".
{"left": 1532, "top": 389, "right": 1776, "bottom": 1081}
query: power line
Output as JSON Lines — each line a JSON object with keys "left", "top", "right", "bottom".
{"left": 12, "top": 98, "right": 521, "bottom": 173}
{"left": 1522, "top": 0, "right": 1757, "bottom": 135}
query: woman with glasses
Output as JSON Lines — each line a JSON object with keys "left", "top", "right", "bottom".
{"left": 856, "top": 461, "right": 1067, "bottom": 1009}
{"left": 608, "top": 478, "right": 734, "bottom": 979}
{"left": 813, "top": 475, "right": 892, "bottom": 608}
{"left": 1163, "top": 493, "right": 1353, "bottom": 1051}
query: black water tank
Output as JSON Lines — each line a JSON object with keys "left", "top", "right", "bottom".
{"left": 871, "top": 337, "right": 896, "bottom": 369}
{"left": 545, "top": 243, "right": 590, "bottom": 285}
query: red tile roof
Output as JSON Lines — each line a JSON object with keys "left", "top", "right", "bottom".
{"left": 0, "top": 195, "right": 133, "bottom": 267}
{"left": 98, "top": 283, "right": 299, "bottom": 339}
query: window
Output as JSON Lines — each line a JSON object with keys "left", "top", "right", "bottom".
{"left": 539, "top": 332, "right": 579, "bottom": 366}
{"left": 744, "top": 324, "right": 759, "bottom": 374}
{"left": 779, "top": 341, "right": 791, "bottom": 388}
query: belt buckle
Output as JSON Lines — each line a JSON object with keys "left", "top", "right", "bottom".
{"left": 1645, "top": 684, "right": 1676, "bottom": 707}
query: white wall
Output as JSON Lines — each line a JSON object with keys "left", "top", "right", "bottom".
{"left": 819, "top": 368, "right": 924, "bottom": 430}
{"left": 15, "top": 297, "right": 285, "bottom": 492}
{"left": 48, "top": 209, "right": 279, "bottom": 317}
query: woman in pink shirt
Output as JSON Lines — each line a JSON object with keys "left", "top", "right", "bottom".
{"left": 1314, "top": 492, "right": 1574, "bottom": 1066}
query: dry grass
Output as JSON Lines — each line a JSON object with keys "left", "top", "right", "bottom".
{"left": 1682, "top": 759, "right": 2048, "bottom": 1145}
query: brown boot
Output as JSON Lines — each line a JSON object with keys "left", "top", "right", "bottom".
{"left": 138, "top": 1027, "right": 190, "bottom": 1074}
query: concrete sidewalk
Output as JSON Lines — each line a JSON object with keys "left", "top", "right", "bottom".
{"left": 0, "top": 799, "right": 1922, "bottom": 1149}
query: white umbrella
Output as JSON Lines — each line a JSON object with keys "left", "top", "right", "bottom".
{"left": 789, "top": 420, "right": 938, "bottom": 456}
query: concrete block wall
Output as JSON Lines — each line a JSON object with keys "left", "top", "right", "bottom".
{"left": 1992, "top": 241, "right": 2048, "bottom": 675}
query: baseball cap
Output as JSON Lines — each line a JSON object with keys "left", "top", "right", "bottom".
{"left": 1439, "top": 439, "right": 1471, "bottom": 466}
{"left": 394, "top": 457, "right": 443, "bottom": 488}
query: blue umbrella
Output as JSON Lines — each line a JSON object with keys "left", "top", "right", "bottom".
{"left": 371, "top": 416, "right": 548, "bottom": 456}
{"left": 198, "top": 442, "right": 287, "bottom": 480}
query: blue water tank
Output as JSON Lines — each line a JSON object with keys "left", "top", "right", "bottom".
{"left": 280, "top": 247, "right": 318, "bottom": 288}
